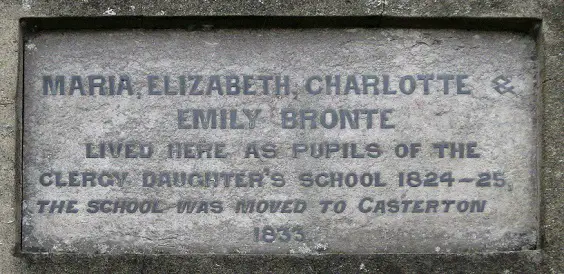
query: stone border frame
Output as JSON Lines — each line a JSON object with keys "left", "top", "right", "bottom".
{"left": 17, "top": 16, "right": 544, "bottom": 256}
{"left": 0, "top": 0, "right": 560, "bottom": 271}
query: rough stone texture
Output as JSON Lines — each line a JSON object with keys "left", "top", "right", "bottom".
{"left": 22, "top": 29, "right": 538, "bottom": 255}
{"left": 384, "top": 0, "right": 541, "bottom": 17}
{"left": 538, "top": 0, "right": 564, "bottom": 273}
{"left": 0, "top": 0, "right": 560, "bottom": 272}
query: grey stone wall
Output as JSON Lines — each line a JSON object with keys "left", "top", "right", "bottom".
{"left": 0, "top": 0, "right": 561, "bottom": 272}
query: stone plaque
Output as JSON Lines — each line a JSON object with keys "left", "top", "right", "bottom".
{"left": 22, "top": 28, "right": 538, "bottom": 254}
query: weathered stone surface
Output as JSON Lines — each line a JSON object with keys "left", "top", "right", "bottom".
{"left": 383, "top": 0, "right": 540, "bottom": 17}
{"left": 0, "top": 0, "right": 559, "bottom": 272}
{"left": 22, "top": 28, "right": 538, "bottom": 254}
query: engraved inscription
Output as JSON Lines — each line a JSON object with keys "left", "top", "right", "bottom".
{"left": 22, "top": 29, "right": 538, "bottom": 254}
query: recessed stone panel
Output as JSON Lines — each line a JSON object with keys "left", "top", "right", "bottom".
{"left": 22, "top": 29, "right": 538, "bottom": 254}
